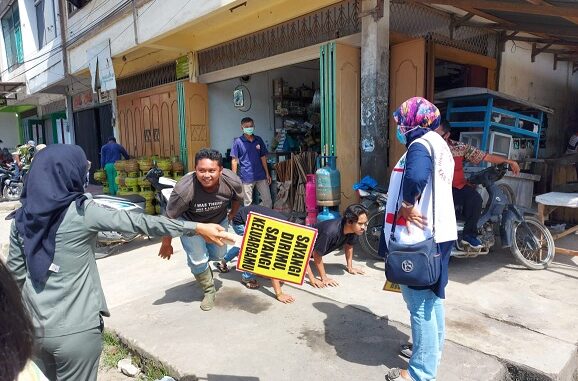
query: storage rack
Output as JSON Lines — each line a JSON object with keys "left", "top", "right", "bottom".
{"left": 436, "top": 87, "right": 553, "bottom": 159}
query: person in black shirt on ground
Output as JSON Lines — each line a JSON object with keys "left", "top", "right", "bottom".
{"left": 310, "top": 204, "right": 368, "bottom": 287}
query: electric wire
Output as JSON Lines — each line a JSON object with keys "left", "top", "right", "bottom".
{"left": 1, "top": 0, "right": 129, "bottom": 78}
{"left": 1, "top": 0, "right": 148, "bottom": 84}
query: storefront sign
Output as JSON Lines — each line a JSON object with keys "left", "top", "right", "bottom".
{"left": 237, "top": 213, "right": 317, "bottom": 285}
{"left": 72, "top": 90, "right": 95, "bottom": 111}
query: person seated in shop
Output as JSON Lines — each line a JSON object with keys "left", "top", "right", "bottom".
{"left": 437, "top": 120, "right": 520, "bottom": 249}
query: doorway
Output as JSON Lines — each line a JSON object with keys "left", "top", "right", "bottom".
{"left": 74, "top": 104, "right": 113, "bottom": 183}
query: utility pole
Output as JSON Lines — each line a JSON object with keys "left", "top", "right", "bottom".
{"left": 360, "top": 0, "right": 389, "bottom": 183}
{"left": 59, "top": 0, "right": 75, "bottom": 144}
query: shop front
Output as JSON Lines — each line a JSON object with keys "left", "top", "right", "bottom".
{"left": 107, "top": 0, "right": 501, "bottom": 216}
{"left": 71, "top": 90, "right": 113, "bottom": 182}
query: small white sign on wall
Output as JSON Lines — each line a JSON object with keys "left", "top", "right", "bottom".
{"left": 87, "top": 39, "right": 117, "bottom": 93}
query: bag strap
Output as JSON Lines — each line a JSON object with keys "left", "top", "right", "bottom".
{"left": 390, "top": 137, "right": 436, "bottom": 238}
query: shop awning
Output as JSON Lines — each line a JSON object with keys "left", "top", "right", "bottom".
{"left": 411, "top": 0, "right": 578, "bottom": 70}
{"left": 0, "top": 82, "right": 24, "bottom": 95}
{"left": 0, "top": 104, "right": 36, "bottom": 113}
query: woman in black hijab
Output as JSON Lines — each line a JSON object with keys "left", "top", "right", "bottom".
{"left": 7, "top": 144, "right": 231, "bottom": 381}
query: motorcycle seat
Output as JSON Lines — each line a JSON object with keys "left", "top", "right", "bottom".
{"left": 94, "top": 194, "right": 146, "bottom": 204}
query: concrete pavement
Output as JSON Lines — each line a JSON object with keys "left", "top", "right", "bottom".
{"left": 2, "top": 198, "right": 576, "bottom": 380}
{"left": 96, "top": 235, "right": 578, "bottom": 381}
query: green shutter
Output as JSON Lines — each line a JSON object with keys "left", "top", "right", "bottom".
{"left": 320, "top": 42, "right": 336, "bottom": 157}
{"left": 177, "top": 81, "right": 188, "bottom": 172}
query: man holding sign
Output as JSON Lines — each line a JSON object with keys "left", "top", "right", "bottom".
{"left": 309, "top": 204, "right": 369, "bottom": 287}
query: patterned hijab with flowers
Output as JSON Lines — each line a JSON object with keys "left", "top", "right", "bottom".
{"left": 393, "top": 97, "right": 441, "bottom": 146}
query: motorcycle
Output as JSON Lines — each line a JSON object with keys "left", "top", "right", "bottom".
{"left": 452, "top": 163, "right": 555, "bottom": 269}
{"left": 0, "top": 163, "right": 24, "bottom": 201}
{"left": 357, "top": 185, "right": 388, "bottom": 260}
{"left": 93, "top": 193, "right": 147, "bottom": 258}
{"left": 144, "top": 167, "right": 176, "bottom": 215}
{"left": 356, "top": 164, "right": 555, "bottom": 270}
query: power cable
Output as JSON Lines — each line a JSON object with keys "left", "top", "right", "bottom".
{"left": 3, "top": 0, "right": 192, "bottom": 99}
{"left": 1, "top": 0, "right": 129, "bottom": 78}
{"left": 1, "top": 0, "right": 138, "bottom": 81}
{"left": 66, "top": 0, "right": 111, "bottom": 31}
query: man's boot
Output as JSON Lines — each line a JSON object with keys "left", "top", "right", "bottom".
{"left": 194, "top": 267, "right": 216, "bottom": 311}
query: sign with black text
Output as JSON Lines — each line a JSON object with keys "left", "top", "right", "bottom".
{"left": 237, "top": 213, "right": 317, "bottom": 285}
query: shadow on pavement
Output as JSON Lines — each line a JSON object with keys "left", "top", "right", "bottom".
{"left": 321, "top": 262, "right": 348, "bottom": 276}
{"left": 152, "top": 278, "right": 223, "bottom": 305}
{"left": 313, "top": 301, "right": 409, "bottom": 369}
{"left": 448, "top": 247, "right": 542, "bottom": 285}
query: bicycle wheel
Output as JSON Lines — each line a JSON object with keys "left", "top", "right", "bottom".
{"left": 510, "top": 216, "right": 555, "bottom": 270}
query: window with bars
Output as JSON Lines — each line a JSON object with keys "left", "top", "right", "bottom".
{"left": 1, "top": 3, "right": 24, "bottom": 71}
{"left": 67, "top": 0, "right": 91, "bottom": 16}
{"left": 35, "top": 0, "right": 58, "bottom": 49}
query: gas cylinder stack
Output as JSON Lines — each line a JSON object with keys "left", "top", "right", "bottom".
{"left": 315, "top": 156, "right": 341, "bottom": 223}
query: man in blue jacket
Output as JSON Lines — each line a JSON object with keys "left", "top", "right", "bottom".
{"left": 100, "top": 137, "right": 130, "bottom": 195}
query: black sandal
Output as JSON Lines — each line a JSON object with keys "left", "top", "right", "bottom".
{"left": 214, "top": 261, "right": 229, "bottom": 273}
{"left": 241, "top": 279, "right": 260, "bottom": 289}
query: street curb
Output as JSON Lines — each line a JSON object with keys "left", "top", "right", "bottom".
{"left": 105, "top": 328, "right": 190, "bottom": 380}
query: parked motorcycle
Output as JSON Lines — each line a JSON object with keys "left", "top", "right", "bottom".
{"left": 356, "top": 164, "right": 555, "bottom": 270}
{"left": 145, "top": 167, "right": 176, "bottom": 215}
{"left": 0, "top": 163, "right": 24, "bottom": 201}
{"left": 357, "top": 185, "right": 388, "bottom": 260}
{"left": 453, "top": 163, "right": 555, "bottom": 269}
{"left": 93, "top": 193, "right": 147, "bottom": 258}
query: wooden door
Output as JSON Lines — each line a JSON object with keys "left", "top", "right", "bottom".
{"left": 334, "top": 43, "right": 361, "bottom": 208}
{"left": 117, "top": 84, "right": 180, "bottom": 158}
{"left": 388, "top": 38, "right": 426, "bottom": 174}
{"left": 183, "top": 82, "right": 209, "bottom": 170}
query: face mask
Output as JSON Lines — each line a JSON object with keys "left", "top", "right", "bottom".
{"left": 396, "top": 125, "right": 420, "bottom": 145}
{"left": 243, "top": 127, "right": 254, "bottom": 135}
{"left": 396, "top": 128, "right": 407, "bottom": 145}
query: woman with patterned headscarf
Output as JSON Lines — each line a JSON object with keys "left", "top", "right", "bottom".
{"left": 383, "top": 97, "right": 457, "bottom": 381}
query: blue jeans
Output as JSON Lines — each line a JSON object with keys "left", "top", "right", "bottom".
{"left": 180, "top": 218, "right": 228, "bottom": 275}
{"left": 400, "top": 285, "right": 445, "bottom": 381}
{"left": 223, "top": 223, "right": 255, "bottom": 282}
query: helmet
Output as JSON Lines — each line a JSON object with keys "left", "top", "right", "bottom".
{"left": 27, "top": 140, "right": 36, "bottom": 147}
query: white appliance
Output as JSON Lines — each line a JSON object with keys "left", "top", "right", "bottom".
{"left": 459, "top": 131, "right": 513, "bottom": 172}
{"left": 489, "top": 131, "right": 513, "bottom": 159}
{"left": 459, "top": 132, "right": 484, "bottom": 171}
{"left": 459, "top": 131, "right": 483, "bottom": 149}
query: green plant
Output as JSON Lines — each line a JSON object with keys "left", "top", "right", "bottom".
{"left": 101, "top": 330, "right": 174, "bottom": 381}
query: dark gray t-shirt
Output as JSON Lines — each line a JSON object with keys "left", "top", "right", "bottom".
{"left": 166, "top": 168, "right": 243, "bottom": 223}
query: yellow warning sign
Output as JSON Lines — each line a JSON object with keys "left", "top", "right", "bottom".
{"left": 237, "top": 212, "right": 318, "bottom": 285}
{"left": 383, "top": 280, "right": 401, "bottom": 293}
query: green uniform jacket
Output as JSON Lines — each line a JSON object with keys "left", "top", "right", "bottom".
{"left": 7, "top": 194, "right": 198, "bottom": 338}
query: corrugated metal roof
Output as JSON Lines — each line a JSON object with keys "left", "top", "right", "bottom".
{"left": 483, "top": 9, "right": 578, "bottom": 28}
